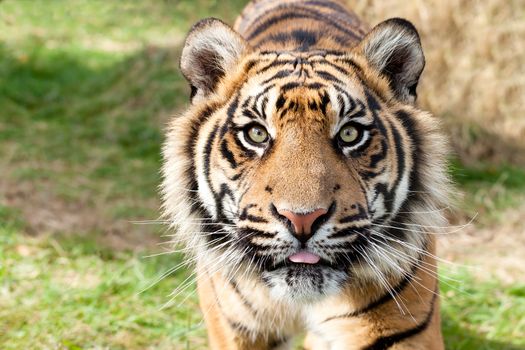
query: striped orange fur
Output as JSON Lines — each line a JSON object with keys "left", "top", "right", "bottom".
{"left": 162, "top": 0, "right": 451, "bottom": 348}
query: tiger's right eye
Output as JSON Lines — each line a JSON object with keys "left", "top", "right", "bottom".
{"left": 339, "top": 124, "right": 359, "bottom": 144}
{"left": 246, "top": 124, "right": 269, "bottom": 144}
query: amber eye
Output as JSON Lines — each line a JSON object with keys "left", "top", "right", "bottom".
{"left": 338, "top": 124, "right": 360, "bottom": 144}
{"left": 246, "top": 124, "right": 269, "bottom": 144}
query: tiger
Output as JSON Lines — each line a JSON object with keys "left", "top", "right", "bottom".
{"left": 161, "top": 0, "right": 451, "bottom": 349}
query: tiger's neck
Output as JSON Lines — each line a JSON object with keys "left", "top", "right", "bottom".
{"left": 196, "top": 236, "right": 442, "bottom": 349}
{"left": 303, "top": 236, "right": 441, "bottom": 348}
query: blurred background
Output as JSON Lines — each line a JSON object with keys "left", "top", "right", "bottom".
{"left": 0, "top": 0, "right": 523, "bottom": 349}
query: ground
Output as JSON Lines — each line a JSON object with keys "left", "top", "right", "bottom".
{"left": 0, "top": 0, "right": 524, "bottom": 349}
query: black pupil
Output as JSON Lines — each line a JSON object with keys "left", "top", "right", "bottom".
{"left": 252, "top": 127, "right": 265, "bottom": 140}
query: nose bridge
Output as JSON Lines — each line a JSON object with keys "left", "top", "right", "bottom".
{"left": 270, "top": 130, "right": 333, "bottom": 209}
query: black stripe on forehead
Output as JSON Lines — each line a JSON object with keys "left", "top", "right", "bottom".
{"left": 292, "top": 29, "right": 318, "bottom": 48}
{"left": 365, "top": 88, "right": 382, "bottom": 113}
{"left": 258, "top": 59, "right": 297, "bottom": 74}
{"left": 260, "top": 96, "right": 269, "bottom": 120}
{"left": 322, "top": 60, "right": 352, "bottom": 75}
{"left": 316, "top": 69, "right": 341, "bottom": 84}
{"left": 242, "top": 108, "right": 260, "bottom": 120}
{"left": 306, "top": 82, "right": 326, "bottom": 90}
{"left": 274, "top": 87, "right": 332, "bottom": 118}
{"left": 243, "top": 55, "right": 278, "bottom": 74}
{"left": 275, "top": 94, "right": 286, "bottom": 110}
{"left": 261, "top": 69, "right": 295, "bottom": 85}
{"left": 319, "top": 90, "right": 330, "bottom": 115}
{"left": 335, "top": 89, "right": 360, "bottom": 119}
{"left": 281, "top": 81, "right": 301, "bottom": 92}
{"left": 256, "top": 29, "right": 320, "bottom": 50}
{"left": 254, "top": 53, "right": 357, "bottom": 86}
{"left": 335, "top": 57, "right": 364, "bottom": 75}
{"left": 241, "top": 95, "right": 253, "bottom": 109}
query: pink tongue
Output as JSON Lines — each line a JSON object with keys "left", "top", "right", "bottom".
{"left": 288, "top": 251, "right": 321, "bottom": 264}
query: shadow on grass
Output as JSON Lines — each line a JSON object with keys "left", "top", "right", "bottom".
{"left": 0, "top": 41, "right": 189, "bottom": 244}
{"left": 0, "top": 41, "right": 188, "bottom": 160}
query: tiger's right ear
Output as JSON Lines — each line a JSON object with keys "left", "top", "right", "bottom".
{"left": 180, "top": 18, "right": 249, "bottom": 102}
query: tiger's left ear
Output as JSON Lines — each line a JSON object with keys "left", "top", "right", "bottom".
{"left": 356, "top": 18, "right": 425, "bottom": 104}
{"left": 181, "top": 18, "right": 250, "bottom": 103}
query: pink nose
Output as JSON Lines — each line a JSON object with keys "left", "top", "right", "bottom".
{"left": 277, "top": 208, "right": 328, "bottom": 242}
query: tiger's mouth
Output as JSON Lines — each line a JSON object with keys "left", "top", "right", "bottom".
{"left": 254, "top": 230, "right": 370, "bottom": 274}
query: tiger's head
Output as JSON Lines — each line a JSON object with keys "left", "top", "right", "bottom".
{"left": 162, "top": 18, "right": 450, "bottom": 302}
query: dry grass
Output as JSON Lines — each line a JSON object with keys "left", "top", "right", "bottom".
{"left": 439, "top": 199, "right": 525, "bottom": 285}
{"left": 350, "top": 0, "right": 525, "bottom": 165}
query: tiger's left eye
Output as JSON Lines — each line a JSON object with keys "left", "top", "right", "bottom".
{"left": 247, "top": 125, "right": 269, "bottom": 144}
{"left": 338, "top": 124, "right": 359, "bottom": 144}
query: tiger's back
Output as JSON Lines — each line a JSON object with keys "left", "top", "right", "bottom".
{"left": 162, "top": 0, "right": 450, "bottom": 349}
{"left": 234, "top": 0, "right": 368, "bottom": 52}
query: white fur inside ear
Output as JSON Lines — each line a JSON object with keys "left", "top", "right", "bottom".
{"left": 364, "top": 28, "right": 420, "bottom": 74}
{"left": 187, "top": 24, "right": 245, "bottom": 72}
{"left": 180, "top": 19, "right": 248, "bottom": 98}
{"left": 359, "top": 18, "right": 424, "bottom": 103}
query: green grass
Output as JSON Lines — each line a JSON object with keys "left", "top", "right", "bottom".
{"left": 441, "top": 269, "right": 525, "bottom": 349}
{"left": 0, "top": 208, "right": 205, "bottom": 350}
{"left": 1, "top": 0, "right": 525, "bottom": 349}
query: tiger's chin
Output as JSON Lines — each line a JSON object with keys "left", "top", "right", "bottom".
{"left": 261, "top": 264, "right": 348, "bottom": 303}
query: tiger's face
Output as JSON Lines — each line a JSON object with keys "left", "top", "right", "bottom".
{"left": 163, "top": 19, "right": 448, "bottom": 302}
